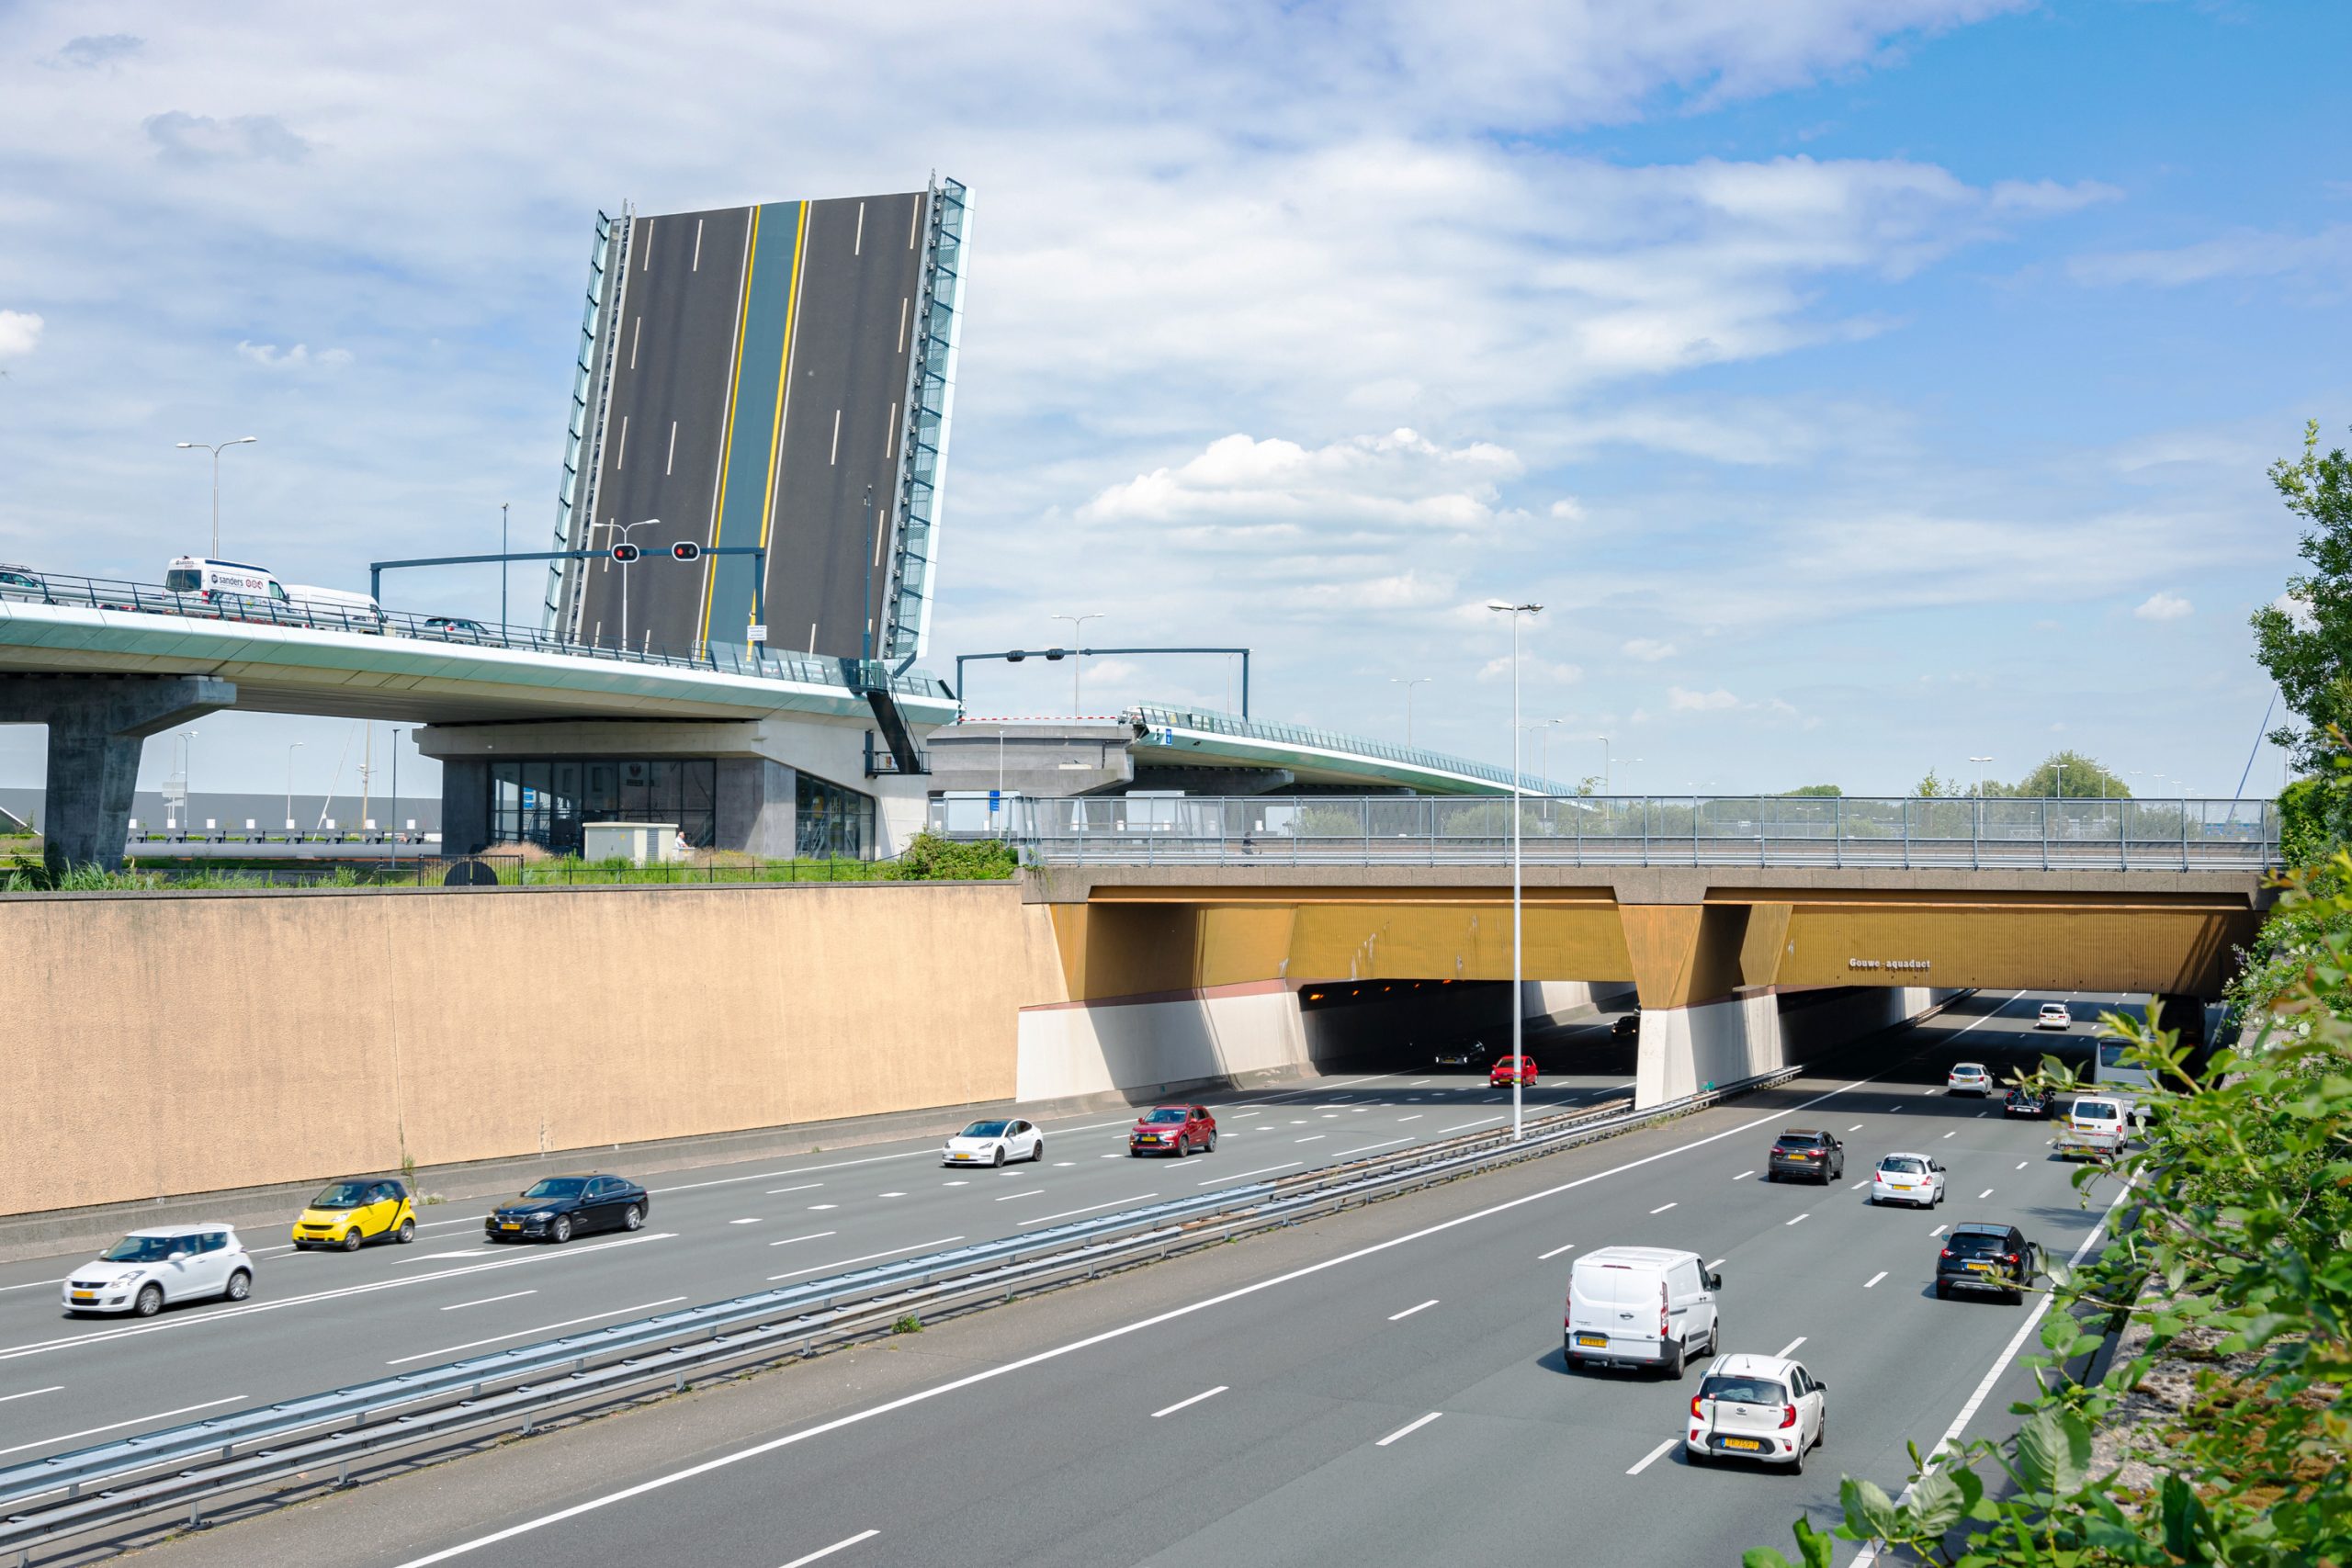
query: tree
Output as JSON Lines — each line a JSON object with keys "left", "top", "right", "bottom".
{"left": 2251, "top": 421, "right": 2352, "bottom": 773}
{"left": 1914, "top": 768, "right": 1950, "bottom": 797}
{"left": 1783, "top": 784, "right": 1842, "bottom": 797}
{"left": 2010, "top": 750, "right": 2132, "bottom": 798}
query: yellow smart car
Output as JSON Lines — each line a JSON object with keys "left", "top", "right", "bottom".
{"left": 292, "top": 1178, "right": 417, "bottom": 1250}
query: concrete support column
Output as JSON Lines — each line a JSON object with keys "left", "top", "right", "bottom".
{"left": 0, "top": 675, "right": 235, "bottom": 874}
{"left": 438, "top": 758, "right": 491, "bottom": 855}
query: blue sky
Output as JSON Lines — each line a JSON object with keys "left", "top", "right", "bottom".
{"left": 0, "top": 0, "right": 2345, "bottom": 802}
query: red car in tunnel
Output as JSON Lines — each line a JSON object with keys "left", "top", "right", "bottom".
{"left": 1489, "top": 1055, "right": 1537, "bottom": 1087}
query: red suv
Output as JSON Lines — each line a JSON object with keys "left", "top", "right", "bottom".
{"left": 1489, "top": 1055, "right": 1537, "bottom": 1087}
{"left": 1129, "top": 1104, "right": 1216, "bottom": 1156}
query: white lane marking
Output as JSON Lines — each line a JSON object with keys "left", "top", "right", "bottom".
{"left": 853, "top": 200, "right": 865, "bottom": 256}
{"left": 780, "top": 1527, "right": 878, "bottom": 1568}
{"left": 1054, "top": 1162, "right": 1076, "bottom": 1168}
{"left": 1776, "top": 1336, "right": 1807, "bottom": 1358}
{"left": 0, "top": 1394, "right": 247, "bottom": 1460}
{"left": 1150, "top": 1385, "right": 1227, "bottom": 1419}
{"left": 1978, "top": 1189, "right": 1995, "bottom": 1200}
{"left": 1396, "top": 1114, "right": 1424, "bottom": 1122}
{"left": 628, "top": 316, "right": 640, "bottom": 368}
{"left": 829, "top": 409, "right": 842, "bottom": 465}
{"left": 650, "top": 1145, "right": 944, "bottom": 1198}
{"left": 1198, "top": 1162, "right": 1300, "bottom": 1187}
{"left": 691, "top": 217, "right": 703, "bottom": 270}
{"left": 1732, "top": 1171, "right": 1754, "bottom": 1181}
{"left": 1020, "top": 1196, "right": 1159, "bottom": 1226}
{"left": 729, "top": 1219, "right": 762, "bottom": 1227}
{"left": 1977, "top": 1111, "right": 1990, "bottom": 1118}
{"left": 766, "top": 1184, "right": 824, "bottom": 1196}
{"left": 2017, "top": 1161, "right": 2030, "bottom": 1170}
{"left": 1852, "top": 1179, "right": 1871, "bottom": 1190}
{"left": 1539, "top": 1243, "right": 1577, "bottom": 1260}
{"left": 1388, "top": 1300, "right": 1439, "bottom": 1322}
{"left": 442, "top": 1290, "right": 537, "bottom": 1313}
{"left": 1626, "top": 1437, "right": 1678, "bottom": 1475}
{"left": 942, "top": 1181, "right": 969, "bottom": 1188}
{"left": 1234, "top": 1111, "right": 1261, "bottom": 1119}
{"left": 1409, "top": 1079, "right": 1430, "bottom": 1087}
{"left": 767, "top": 1238, "right": 964, "bottom": 1284}
{"left": 1650, "top": 1202, "right": 1678, "bottom": 1214}
{"left": 1442, "top": 1117, "right": 1505, "bottom": 1134}
{"left": 895, "top": 295, "right": 910, "bottom": 352}
{"left": 388, "top": 1297, "right": 686, "bottom": 1366}
{"left": 1295, "top": 1135, "right": 1327, "bottom": 1144}
{"left": 1889, "top": 1106, "right": 1903, "bottom": 1113}
{"left": 1852, "top": 1178, "right": 2136, "bottom": 1568}
{"left": 877, "top": 1192, "right": 907, "bottom": 1199}
{"left": 665, "top": 421, "right": 678, "bottom": 475}
{"left": 1289, "top": 1121, "right": 1307, "bottom": 1126}
{"left": 1377, "top": 1412, "right": 1442, "bottom": 1447}
{"left": 766, "top": 1231, "right": 838, "bottom": 1248}
{"left": 403, "top": 1249, "right": 489, "bottom": 1263}
{"left": 1708, "top": 1258, "right": 1726, "bottom": 1268}
{"left": 1335, "top": 1137, "right": 1412, "bottom": 1157}
{"left": 1943, "top": 1131, "right": 1959, "bottom": 1140}
{"left": 0, "top": 1234, "right": 678, "bottom": 1363}
{"left": 993, "top": 1190, "right": 1045, "bottom": 1202}
{"left": 380, "top": 1059, "right": 1927, "bottom": 1568}
{"left": 1930, "top": 1224, "right": 1948, "bottom": 1237}
{"left": 1100, "top": 1153, "right": 1122, "bottom": 1159}
{"left": 1863, "top": 1271, "right": 1888, "bottom": 1289}
{"left": 1849, "top": 1124, "right": 1864, "bottom": 1132}
{"left": 616, "top": 414, "right": 628, "bottom": 468}
{"left": 1786, "top": 1213, "right": 1809, "bottom": 1227}
{"left": 808, "top": 1204, "right": 839, "bottom": 1212}
{"left": 0, "top": 1385, "right": 62, "bottom": 1404}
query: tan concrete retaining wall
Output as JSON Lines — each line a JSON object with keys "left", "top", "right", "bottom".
{"left": 0, "top": 884, "right": 1069, "bottom": 1218}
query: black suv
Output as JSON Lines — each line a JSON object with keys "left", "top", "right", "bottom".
{"left": 2003, "top": 1084, "right": 2054, "bottom": 1119}
{"left": 1935, "top": 1222, "right": 2041, "bottom": 1303}
{"left": 1766, "top": 1128, "right": 1845, "bottom": 1184}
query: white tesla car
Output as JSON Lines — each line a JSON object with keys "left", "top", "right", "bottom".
{"left": 941, "top": 1118, "right": 1044, "bottom": 1168}
{"left": 1685, "top": 1352, "right": 1828, "bottom": 1471}
{"left": 1870, "top": 1152, "right": 1946, "bottom": 1208}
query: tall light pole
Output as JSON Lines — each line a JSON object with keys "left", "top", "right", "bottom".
{"left": 1051, "top": 613, "right": 1104, "bottom": 716}
{"left": 390, "top": 728, "right": 405, "bottom": 871}
{"left": 1488, "top": 600, "right": 1543, "bottom": 1142}
{"left": 1968, "top": 755, "right": 1993, "bottom": 799}
{"left": 1598, "top": 735, "right": 1612, "bottom": 795}
{"left": 285, "top": 741, "right": 304, "bottom": 834}
{"left": 1392, "top": 676, "right": 1430, "bottom": 746}
{"left": 1523, "top": 718, "right": 1565, "bottom": 787}
{"left": 175, "top": 436, "right": 257, "bottom": 559}
{"left": 500, "top": 502, "right": 511, "bottom": 630}
{"left": 593, "top": 517, "right": 660, "bottom": 648}
{"left": 2052, "top": 761, "right": 2068, "bottom": 799}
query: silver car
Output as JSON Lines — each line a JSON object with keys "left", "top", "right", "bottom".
{"left": 62, "top": 1224, "right": 254, "bottom": 1317}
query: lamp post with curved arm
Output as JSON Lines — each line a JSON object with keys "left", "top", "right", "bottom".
{"left": 175, "top": 436, "right": 257, "bottom": 559}
{"left": 1488, "top": 600, "right": 1544, "bottom": 1142}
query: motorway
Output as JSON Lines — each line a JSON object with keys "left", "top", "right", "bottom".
{"left": 100, "top": 989, "right": 2134, "bottom": 1568}
{"left": 0, "top": 1017, "right": 1634, "bottom": 1473}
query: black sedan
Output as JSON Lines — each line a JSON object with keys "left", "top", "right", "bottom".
{"left": 1766, "top": 1128, "right": 1845, "bottom": 1183}
{"left": 1432, "top": 1041, "right": 1492, "bottom": 1069}
{"left": 1935, "top": 1222, "right": 2041, "bottom": 1303}
{"left": 2004, "top": 1084, "right": 2055, "bottom": 1119}
{"left": 485, "top": 1174, "right": 650, "bottom": 1245}
{"left": 1611, "top": 1012, "right": 1641, "bottom": 1041}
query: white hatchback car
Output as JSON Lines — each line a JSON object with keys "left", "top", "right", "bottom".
{"left": 1947, "top": 1062, "right": 1992, "bottom": 1096}
{"left": 1685, "top": 1352, "right": 1828, "bottom": 1471}
{"left": 941, "top": 1117, "right": 1044, "bottom": 1168}
{"left": 1870, "top": 1152, "right": 1946, "bottom": 1208}
{"left": 62, "top": 1224, "right": 254, "bottom": 1317}
{"left": 2036, "top": 1002, "right": 2072, "bottom": 1030}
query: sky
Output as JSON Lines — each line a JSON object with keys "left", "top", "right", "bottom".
{"left": 0, "top": 0, "right": 2346, "bottom": 804}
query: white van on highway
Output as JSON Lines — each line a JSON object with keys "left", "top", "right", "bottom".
{"left": 1565, "top": 1246, "right": 1723, "bottom": 1378}
{"left": 164, "top": 557, "right": 388, "bottom": 632}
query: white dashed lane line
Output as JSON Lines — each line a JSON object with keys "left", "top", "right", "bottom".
{"left": 1864, "top": 1271, "right": 1887, "bottom": 1289}
{"left": 1733, "top": 1171, "right": 1754, "bottom": 1181}
{"left": 1978, "top": 1189, "right": 1995, "bottom": 1200}
{"left": 779, "top": 1529, "right": 879, "bottom": 1568}
{"left": 767, "top": 1184, "right": 823, "bottom": 1196}
{"left": 1151, "top": 1386, "right": 1227, "bottom": 1419}
{"left": 1296, "top": 1135, "right": 1327, "bottom": 1144}
{"left": 1387, "top": 1300, "right": 1439, "bottom": 1322}
{"left": 766, "top": 1231, "right": 838, "bottom": 1248}
{"left": 993, "top": 1190, "right": 1045, "bottom": 1202}
{"left": 1650, "top": 1202, "right": 1678, "bottom": 1214}
{"left": 1197, "top": 1162, "right": 1299, "bottom": 1186}
{"left": 1377, "top": 1412, "right": 1442, "bottom": 1448}
{"left": 1626, "top": 1437, "right": 1678, "bottom": 1475}
{"left": 1776, "top": 1335, "right": 1807, "bottom": 1358}
{"left": 767, "top": 1238, "right": 963, "bottom": 1285}
{"left": 729, "top": 1218, "right": 761, "bottom": 1226}
{"left": 1786, "top": 1213, "right": 1809, "bottom": 1227}
{"left": 1538, "top": 1243, "right": 1577, "bottom": 1260}
{"left": 1396, "top": 1114, "right": 1424, "bottom": 1122}
{"left": 443, "top": 1289, "right": 537, "bottom": 1312}
{"left": 1020, "top": 1196, "right": 1158, "bottom": 1227}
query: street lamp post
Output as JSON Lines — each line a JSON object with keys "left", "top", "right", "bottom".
{"left": 285, "top": 741, "right": 304, "bottom": 833}
{"left": 1969, "top": 754, "right": 1993, "bottom": 842}
{"left": 1392, "top": 677, "right": 1430, "bottom": 746}
{"left": 593, "top": 517, "right": 660, "bottom": 648}
{"left": 1488, "top": 600, "right": 1543, "bottom": 1143}
{"left": 2053, "top": 762, "right": 2069, "bottom": 799}
{"left": 390, "top": 728, "right": 405, "bottom": 872}
{"left": 1050, "top": 613, "right": 1104, "bottom": 716}
{"left": 175, "top": 436, "right": 257, "bottom": 559}
{"left": 500, "top": 502, "right": 510, "bottom": 631}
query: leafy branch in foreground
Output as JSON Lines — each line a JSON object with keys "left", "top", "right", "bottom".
{"left": 1747, "top": 859, "right": 2352, "bottom": 1568}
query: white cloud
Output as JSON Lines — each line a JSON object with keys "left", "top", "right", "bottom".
{"left": 2133, "top": 591, "right": 2192, "bottom": 622}
{"left": 1549, "top": 497, "right": 1587, "bottom": 522}
{"left": 0, "top": 310, "right": 41, "bottom": 359}
{"left": 235, "top": 341, "right": 351, "bottom": 369}
{"left": 1080, "top": 430, "right": 1522, "bottom": 542}
{"left": 143, "top": 110, "right": 311, "bottom": 166}
{"left": 2071, "top": 225, "right": 2352, "bottom": 288}
{"left": 1622, "top": 637, "right": 1678, "bottom": 661}
{"left": 1479, "top": 655, "right": 1584, "bottom": 685}
{"left": 2271, "top": 591, "right": 2316, "bottom": 631}
{"left": 1668, "top": 686, "right": 1742, "bottom": 711}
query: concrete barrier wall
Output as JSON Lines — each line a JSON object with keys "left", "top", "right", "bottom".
{"left": 1634, "top": 986, "right": 1961, "bottom": 1107}
{"left": 0, "top": 884, "right": 1066, "bottom": 1218}
{"left": 1014, "top": 983, "right": 1316, "bottom": 1102}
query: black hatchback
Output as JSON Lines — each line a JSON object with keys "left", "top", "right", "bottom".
{"left": 485, "top": 1174, "right": 650, "bottom": 1245}
{"left": 1935, "top": 1222, "right": 2040, "bottom": 1303}
{"left": 2004, "top": 1084, "right": 2054, "bottom": 1119}
{"left": 1767, "top": 1129, "right": 1845, "bottom": 1183}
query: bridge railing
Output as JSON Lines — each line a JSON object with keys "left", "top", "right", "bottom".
{"left": 933, "top": 794, "right": 2280, "bottom": 871}
{"left": 1129, "top": 702, "right": 1587, "bottom": 795}
{"left": 0, "top": 571, "right": 951, "bottom": 700}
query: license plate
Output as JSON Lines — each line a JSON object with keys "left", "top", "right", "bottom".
{"left": 1890, "top": 1183, "right": 1912, "bottom": 1190}
{"left": 1577, "top": 1334, "right": 1608, "bottom": 1348}
{"left": 501, "top": 1222, "right": 521, "bottom": 1231}
{"left": 1966, "top": 1261, "right": 1991, "bottom": 1272}
{"left": 1722, "top": 1438, "right": 1762, "bottom": 1451}
{"left": 71, "top": 1291, "right": 95, "bottom": 1301}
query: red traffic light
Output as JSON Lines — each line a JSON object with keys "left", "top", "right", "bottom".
{"left": 671, "top": 541, "right": 702, "bottom": 562}
{"left": 609, "top": 543, "right": 640, "bottom": 564}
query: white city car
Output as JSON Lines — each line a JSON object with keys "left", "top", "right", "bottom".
{"left": 1947, "top": 1062, "right": 1993, "bottom": 1095}
{"left": 1870, "top": 1152, "right": 1946, "bottom": 1208}
{"left": 1685, "top": 1352, "right": 1828, "bottom": 1471}
{"left": 62, "top": 1224, "right": 254, "bottom": 1317}
{"left": 941, "top": 1118, "right": 1044, "bottom": 1168}
{"left": 2037, "top": 1002, "right": 2072, "bottom": 1031}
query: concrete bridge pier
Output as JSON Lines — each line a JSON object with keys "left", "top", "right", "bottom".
{"left": 0, "top": 674, "right": 237, "bottom": 874}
